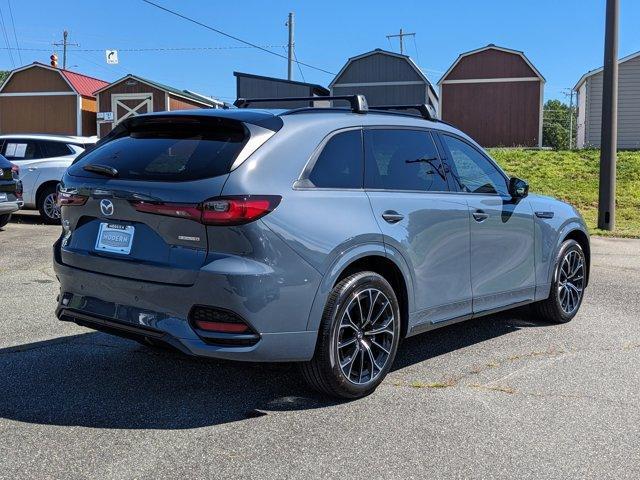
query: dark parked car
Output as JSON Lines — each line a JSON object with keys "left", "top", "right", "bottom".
{"left": 0, "top": 154, "right": 22, "bottom": 228}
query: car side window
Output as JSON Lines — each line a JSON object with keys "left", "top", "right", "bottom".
{"left": 364, "top": 129, "right": 448, "bottom": 192}
{"left": 2, "top": 140, "right": 41, "bottom": 160}
{"left": 308, "top": 130, "right": 363, "bottom": 189}
{"left": 41, "top": 141, "right": 73, "bottom": 158}
{"left": 440, "top": 135, "right": 508, "bottom": 196}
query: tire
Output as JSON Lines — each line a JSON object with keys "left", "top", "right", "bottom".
{"left": 0, "top": 214, "right": 10, "bottom": 228}
{"left": 531, "top": 239, "right": 586, "bottom": 323}
{"left": 300, "top": 271, "right": 401, "bottom": 399}
{"left": 37, "top": 183, "right": 61, "bottom": 225}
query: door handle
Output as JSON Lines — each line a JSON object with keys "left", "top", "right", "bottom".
{"left": 472, "top": 210, "right": 489, "bottom": 222}
{"left": 382, "top": 210, "right": 404, "bottom": 224}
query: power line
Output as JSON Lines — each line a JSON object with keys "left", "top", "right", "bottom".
{"left": 0, "top": 44, "right": 287, "bottom": 53}
{"left": 6, "top": 0, "right": 20, "bottom": 64}
{"left": 411, "top": 34, "right": 421, "bottom": 67}
{"left": 140, "top": 0, "right": 335, "bottom": 75}
{"left": 293, "top": 48, "right": 306, "bottom": 82}
{"left": 0, "top": 4, "right": 14, "bottom": 67}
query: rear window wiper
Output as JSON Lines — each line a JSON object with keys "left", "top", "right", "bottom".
{"left": 83, "top": 164, "right": 119, "bottom": 177}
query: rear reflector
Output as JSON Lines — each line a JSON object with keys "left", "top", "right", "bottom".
{"left": 194, "top": 320, "right": 249, "bottom": 333}
{"left": 189, "top": 305, "right": 252, "bottom": 334}
{"left": 132, "top": 195, "right": 280, "bottom": 226}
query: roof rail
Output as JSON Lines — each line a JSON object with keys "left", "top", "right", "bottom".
{"left": 234, "top": 95, "right": 369, "bottom": 114}
{"left": 369, "top": 104, "right": 437, "bottom": 121}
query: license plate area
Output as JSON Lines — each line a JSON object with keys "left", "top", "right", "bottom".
{"left": 95, "top": 223, "right": 135, "bottom": 255}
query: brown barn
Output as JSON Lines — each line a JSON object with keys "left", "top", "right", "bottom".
{"left": 438, "top": 45, "right": 545, "bottom": 147}
{"left": 0, "top": 62, "right": 108, "bottom": 136}
{"left": 94, "top": 74, "right": 223, "bottom": 137}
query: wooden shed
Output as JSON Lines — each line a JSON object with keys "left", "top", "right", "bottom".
{"left": 94, "top": 74, "right": 223, "bottom": 137}
{"left": 574, "top": 50, "right": 640, "bottom": 149}
{"left": 330, "top": 49, "right": 438, "bottom": 111}
{"left": 438, "top": 45, "right": 545, "bottom": 147}
{"left": 0, "top": 62, "right": 108, "bottom": 136}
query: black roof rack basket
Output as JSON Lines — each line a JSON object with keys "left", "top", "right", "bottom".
{"left": 234, "top": 95, "right": 369, "bottom": 113}
{"left": 369, "top": 104, "right": 437, "bottom": 120}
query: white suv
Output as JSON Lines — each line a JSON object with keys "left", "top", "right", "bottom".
{"left": 0, "top": 134, "right": 96, "bottom": 223}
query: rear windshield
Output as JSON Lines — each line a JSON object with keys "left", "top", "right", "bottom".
{"left": 69, "top": 117, "right": 247, "bottom": 181}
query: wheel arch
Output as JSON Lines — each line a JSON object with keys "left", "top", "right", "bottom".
{"left": 305, "top": 243, "right": 414, "bottom": 339}
{"left": 35, "top": 180, "right": 59, "bottom": 205}
{"left": 334, "top": 255, "right": 410, "bottom": 339}
{"left": 563, "top": 228, "right": 591, "bottom": 287}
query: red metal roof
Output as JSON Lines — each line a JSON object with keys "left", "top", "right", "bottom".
{"left": 60, "top": 69, "right": 109, "bottom": 98}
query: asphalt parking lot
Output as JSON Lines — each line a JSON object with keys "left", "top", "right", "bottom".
{"left": 1, "top": 212, "right": 639, "bottom": 479}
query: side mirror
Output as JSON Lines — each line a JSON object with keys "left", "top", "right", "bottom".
{"left": 509, "top": 177, "right": 529, "bottom": 198}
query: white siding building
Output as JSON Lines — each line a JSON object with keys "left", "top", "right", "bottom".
{"left": 574, "top": 51, "right": 640, "bottom": 149}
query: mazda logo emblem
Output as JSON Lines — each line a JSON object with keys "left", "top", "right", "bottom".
{"left": 100, "top": 199, "right": 114, "bottom": 216}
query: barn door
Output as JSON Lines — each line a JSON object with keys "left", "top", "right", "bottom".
{"left": 112, "top": 93, "right": 153, "bottom": 124}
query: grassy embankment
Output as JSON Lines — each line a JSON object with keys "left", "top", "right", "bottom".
{"left": 488, "top": 149, "right": 640, "bottom": 238}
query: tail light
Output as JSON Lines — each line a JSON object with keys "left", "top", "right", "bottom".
{"left": 131, "top": 195, "right": 281, "bottom": 226}
{"left": 57, "top": 191, "right": 88, "bottom": 206}
{"left": 15, "top": 181, "right": 23, "bottom": 199}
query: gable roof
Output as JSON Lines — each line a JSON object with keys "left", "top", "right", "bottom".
{"left": 329, "top": 48, "right": 437, "bottom": 98}
{"left": 573, "top": 49, "right": 640, "bottom": 91}
{"left": 93, "top": 74, "right": 219, "bottom": 106}
{"left": 234, "top": 71, "right": 329, "bottom": 96}
{"left": 0, "top": 62, "right": 108, "bottom": 97}
{"left": 438, "top": 44, "right": 545, "bottom": 84}
{"left": 59, "top": 68, "right": 109, "bottom": 97}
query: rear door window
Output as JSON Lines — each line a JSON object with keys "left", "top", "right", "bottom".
{"left": 309, "top": 130, "right": 363, "bottom": 188}
{"left": 69, "top": 117, "right": 248, "bottom": 181}
{"left": 2, "top": 140, "right": 41, "bottom": 160}
{"left": 364, "top": 129, "right": 448, "bottom": 192}
{"left": 41, "top": 141, "right": 74, "bottom": 158}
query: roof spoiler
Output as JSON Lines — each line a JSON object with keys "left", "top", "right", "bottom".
{"left": 234, "top": 95, "right": 369, "bottom": 114}
{"left": 368, "top": 104, "right": 438, "bottom": 121}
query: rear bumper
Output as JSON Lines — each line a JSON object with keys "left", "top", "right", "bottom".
{"left": 0, "top": 201, "right": 20, "bottom": 214}
{"left": 53, "top": 239, "right": 321, "bottom": 362}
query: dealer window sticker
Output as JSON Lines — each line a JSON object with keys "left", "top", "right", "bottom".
{"left": 13, "top": 143, "right": 27, "bottom": 158}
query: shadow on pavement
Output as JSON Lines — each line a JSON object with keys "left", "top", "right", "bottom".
{"left": 0, "top": 310, "right": 541, "bottom": 430}
{"left": 9, "top": 212, "right": 47, "bottom": 225}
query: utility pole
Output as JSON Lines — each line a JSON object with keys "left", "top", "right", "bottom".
{"left": 386, "top": 28, "right": 415, "bottom": 55}
{"left": 286, "top": 12, "right": 295, "bottom": 80}
{"left": 53, "top": 30, "right": 79, "bottom": 70}
{"left": 568, "top": 90, "right": 574, "bottom": 149}
{"left": 598, "top": 0, "right": 619, "bottom": 231}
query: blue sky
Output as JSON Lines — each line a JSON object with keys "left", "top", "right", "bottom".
{"left": 1, "top": 0, "right": 638, "bottom": 103}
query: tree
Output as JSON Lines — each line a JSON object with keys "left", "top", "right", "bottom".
{"left": 542, "top": 99, "right": 576, "bottom": 150}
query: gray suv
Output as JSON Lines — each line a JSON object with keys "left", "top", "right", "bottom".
{"left": 54, "top": 96, "right": 590, "bottom": 398}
